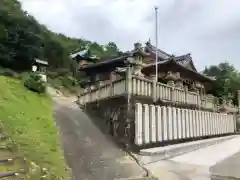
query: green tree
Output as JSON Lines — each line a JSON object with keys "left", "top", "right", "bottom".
{"left": 203, "top": 62, "right": 240, "bottom": 104}
{"left": 0, "top": 0, "right": 122, "bottom": 72}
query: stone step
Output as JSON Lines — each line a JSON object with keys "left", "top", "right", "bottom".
{"left": 0, "top": 146, "right": 11, "bottom": 150}
{"left": 0, "top": 158, "right": 14, "bottom": 164}
{"left": 0, "top": 170, "right": 24, "bottom": 178}
{"left": 137, "top": 135, "right": 237, "bottom": 165}
{"left": 0, "top": 136, "right": 8, "bottom": 141}
{"left": 0, "top": 157, "right": 21, "bottom": 164}
{"left": 0, "top": 150, "right": 17, "bottom": 159}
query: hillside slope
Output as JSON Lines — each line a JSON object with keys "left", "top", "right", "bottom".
{"left": 0, "top": 0, "right": 121, "bottom": 72}
{"left": 0, "top": 76, "right": 69, "bottom": 179}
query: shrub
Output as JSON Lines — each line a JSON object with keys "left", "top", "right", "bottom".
{"left": 24, "top": 72, "right": 46, "bottom": 93}
{"left": 55, "top": 68, "right": 69, "bottom": 76}
{"left": 46, "top": 71, "right": 58, "bottom": 79}
{"left": 0, "top": 68, "right": 20, "bottom": 78}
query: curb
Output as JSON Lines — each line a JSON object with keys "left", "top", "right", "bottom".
{"left": 138, "top": 135, "right": 237, "bottom": 165}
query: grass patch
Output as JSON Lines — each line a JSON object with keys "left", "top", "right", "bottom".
{"left": 0, "top": 76, "right": 70, "bottom": 179}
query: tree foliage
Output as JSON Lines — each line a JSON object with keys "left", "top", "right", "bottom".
{"left": 0, "top": 0, "right": 121, "bottom": 72}
{"left": 203, "top": 62, "right": 240, "bottom": 104}
{"left": 2, "top": 1, "right": 240, "bottom": 100}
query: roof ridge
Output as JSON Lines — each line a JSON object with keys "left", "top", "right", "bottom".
{"left": 174, "top": 53, "right": 191, "bottom": 59}
{"left": 145, "top": 43, "right": 170, "bottom": 57}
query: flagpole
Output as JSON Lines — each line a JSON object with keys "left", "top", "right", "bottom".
{"left": 155, "top": 7, "right": 158, "bottom": 83}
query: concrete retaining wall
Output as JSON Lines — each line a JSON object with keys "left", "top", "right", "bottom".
{"left": 135, "top": 103, "right": 236, "bottom": 146}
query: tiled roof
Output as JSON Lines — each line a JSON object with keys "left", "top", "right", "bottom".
{"left": 173, "top": 54, "right": 191, "bottom": 64}
{"left": 70, "top": 49, "right": 88, "bottom": 59}
{"left": 143, "top": 59, "right": 214, "bottom": 82}
{"left": 145, "top": 43, "right": 197, "bottom": 71}
{"left": 78, "top": 41, "right": 197, "bottom": 72}
{"left": 70, "top": 47, "right": 99, "bottom": 60}
{"left": 145, "top": 43, "right": 170, "bottom": 59}
{"left": 79, "top": 49, "right": 140, "bottom": 70}
{"left": 78, "top": 54, "right": 129, "bottom": 70}
{"left": 35, "top": 58, "right": 48, "bottom": 65}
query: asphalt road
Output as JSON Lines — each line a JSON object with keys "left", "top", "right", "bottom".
{"left": 49, "top": 91, "right": 240, "bottom": 180}
{"left": 52, "top": 97, "right": 146, "bottom": 180}
{"left": 211, "top": 151, "right": 240, "bottom": 179}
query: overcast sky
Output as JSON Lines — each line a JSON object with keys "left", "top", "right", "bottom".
{"left": 19, "top": 0, "right": 240, "bottom": 70}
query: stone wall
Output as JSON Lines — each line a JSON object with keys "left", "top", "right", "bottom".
{"left": 85, "top": 95, "right": 129, "bottom": 144}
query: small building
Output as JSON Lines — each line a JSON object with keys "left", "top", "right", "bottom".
{"left": 70, "top": 47, "right": 99, "bottom": 87}
{"left": 32, "top": 58, "right": 48, "bottom": 82}
{"left": 70, "top": 47, "right": 99, "bottom": 69}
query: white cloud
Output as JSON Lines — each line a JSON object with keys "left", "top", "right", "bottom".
{"left": 19, "top": 0, "right": 240, "bottom": 70}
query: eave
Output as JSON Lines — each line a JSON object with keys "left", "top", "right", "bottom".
{"left": 142, "top": 59, "right": 215, "bottom": 83}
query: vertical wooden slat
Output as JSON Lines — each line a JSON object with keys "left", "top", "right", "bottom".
{"left": 143, "top": 104, "right": 150, "bottom": 144}
{"left": 182, "top": 109, "right": 187, "bottom": 139}
{"left": 177, "top": 108, "right": 182, "bottom": 139}
{"left": 199, "top": 111, "right": 202, "bottom": 136}
{"left": 189, "top": 110, "right": 193, "bottom": 138}
{"left": 195, "top": 110, "right": 199, "bottom": 137}
{"left": 149, "top": 105, "right": 156, "bottom": 143}
{"left": 156, "top": 106, "right": 162, "bottom": 142}
{"left": 162, "top": 106, "right": 168, "bottom": 141}
{"left": 192, "top": 110, "right": 197, "bottom": 138}
{"left": 135, "top": 103, "right": 143, "bottom": 145}
{"left": 186, "top": 109, "right": 190, "bottom": 138}
{"left": 213, "top": 113, "right": 217, "bottom": 135}
{"left": 172, "top": 107, "right": 178, "bottom": 140}
{"left": 167, "top": 107, "right": 173, "bottom": 140}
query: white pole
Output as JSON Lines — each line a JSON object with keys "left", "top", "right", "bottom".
{"left": 155, "top": 7, "right": 158, "bottom": 83}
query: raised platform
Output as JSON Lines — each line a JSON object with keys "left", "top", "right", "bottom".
{"left": 136, "top": 135, "right": 237, "bottom": 165}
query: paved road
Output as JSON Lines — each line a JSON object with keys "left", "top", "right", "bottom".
{"left": 171, "top": 135, "right": 240, "bottom": 179}
{"left": 144, "top": 135, "right": 240, "bottom": 180}
{"left": 52, "top": 96, "right": 146, "bottom": 180}
{"left": 49, "top": 90, "right": 240, "bottom": 180}
{"left": 171, "top": 136, "right": 240, "bottom": 167}
{"left": 211, "top": 151, "right": 240, "bottom": 179}
{"left": 170, "top": 135, "right": 240, "bottom": 180}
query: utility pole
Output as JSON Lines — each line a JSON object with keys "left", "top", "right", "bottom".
{"left": 152, "top": 6, "right": 159, "bottom": 102}
{"left": 155, "top": 6, "right": 158, "bottom": 83}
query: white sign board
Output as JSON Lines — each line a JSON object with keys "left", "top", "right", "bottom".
{"left": 32, "top": 65, "right": 37, "bottom": 72}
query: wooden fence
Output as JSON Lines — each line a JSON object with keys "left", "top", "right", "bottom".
{"left": 135, "top": 103, "right": 236, "bottom": 146}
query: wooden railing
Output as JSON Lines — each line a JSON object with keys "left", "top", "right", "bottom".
{"left": 78, "top": 75, "right": 219, "bottom": 111}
